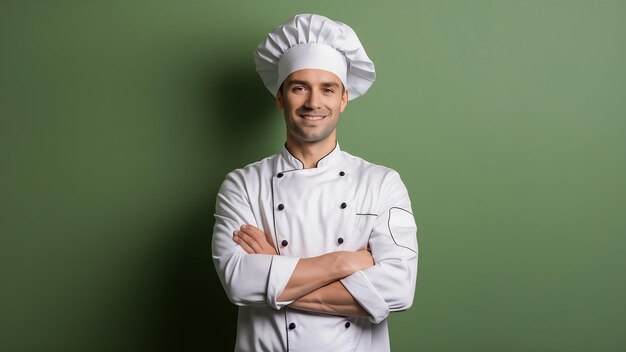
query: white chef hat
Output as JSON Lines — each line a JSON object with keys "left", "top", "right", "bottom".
{"left": 254, "top": 13, "right": 376, "bottom": 101}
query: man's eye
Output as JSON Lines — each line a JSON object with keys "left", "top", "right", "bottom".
{"left": 323, "top": 88, "right": 335, "bottom": 94}
{"left": 292, "top": 86, "right": 306, "bottom": 93}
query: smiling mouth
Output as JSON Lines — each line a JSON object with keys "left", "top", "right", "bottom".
{"left": 301, "top": 115, "right": 326, "bottom": 121}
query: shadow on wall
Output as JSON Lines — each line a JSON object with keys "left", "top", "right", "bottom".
{"left": 211, "top": 57, "right": 279, "bottom": 161}
{"left": 147, "top": 55, "right": 275, "bottom": 351}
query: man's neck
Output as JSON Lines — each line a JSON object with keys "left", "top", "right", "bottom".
{"left": 285, "top": 137, "right": 337, "bottom": 169}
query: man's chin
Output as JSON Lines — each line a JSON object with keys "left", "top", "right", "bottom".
{"left": 300, "top": 134, "right": 335, "bottom": 144}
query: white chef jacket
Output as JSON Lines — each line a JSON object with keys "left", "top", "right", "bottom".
{"left": 212, "top": 143, "right": 418, "bottom": 352}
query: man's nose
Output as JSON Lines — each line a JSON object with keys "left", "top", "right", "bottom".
{"left": 304, "top": 90, "right": 321, "bottom": 109}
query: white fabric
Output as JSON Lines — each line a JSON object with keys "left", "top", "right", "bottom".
{"left": 254, "top": 13, "right": 376, "bottom": 101}
{"left": 212, "top": 144, "right": 419, "bottom": 352}
{"left": 278, "top": 43, "right": 348, "bottom": 91}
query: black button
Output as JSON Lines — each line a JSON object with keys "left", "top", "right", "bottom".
{"left": 277, "top": 172, "right": 284, "bottom": 178}
{"left": 340, "top": 202, "right": 347, "bottom": 209}
{"left": 289, "top": 322, "right": 296, "bottom": 330}
{"left": 339, "top": 171, "right": 345, "bottom": 176}
{"left": 278, "top": 204, "right": 284, "bottom": 210}
{"left": 281, "top": 240, "right": 288, "bottom": 247}
{"left": 337, "top": 237, "right": 344, "bottom": 244}
{"left": 345, "top": 322, "right": 351, "bottom": 328}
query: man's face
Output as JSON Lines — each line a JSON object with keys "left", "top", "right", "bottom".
{"left": 276, "top": 69, "right": 348, "bottom": 145}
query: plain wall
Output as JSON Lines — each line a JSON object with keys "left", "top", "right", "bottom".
{"left": 1, "top": 1, "right": 625, "bottom": 351}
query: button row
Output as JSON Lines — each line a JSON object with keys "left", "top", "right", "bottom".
{"left": 276, "top": 171, "right": 346, "bottom": 178}
{"left": 280, "top": 237, "right": 344, "bottom": 247}
{"left": 276, "top": 203, "right": 348, "bottom": 210}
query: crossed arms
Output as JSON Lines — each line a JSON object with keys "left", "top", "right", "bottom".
{"left": 211, "top": 169, "right": 418, "bottom": 323}
{"left": 233, "top": 224, "right": 373, "bottom": 316}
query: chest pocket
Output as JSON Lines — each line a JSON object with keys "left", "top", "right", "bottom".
{"left": 351, "top": 213, "right": 378, "bottom": 249}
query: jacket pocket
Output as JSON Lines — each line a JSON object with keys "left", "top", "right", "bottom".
{"left": 353, "top": 212, "right": 378, "bottom": 248}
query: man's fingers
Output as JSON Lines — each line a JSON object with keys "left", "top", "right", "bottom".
{"left": 235, "top": 225, "right": 278, "bottom": 255}
{"left": 233, "top": 232, "right": 255, "bottom": 254}
{"left": 240, "top": 225, "right": 265, "bottom": 241}
{"left": 235, "top": 230, "right": 262, "bottom": 252}
{"left": 241, "top": 225, "right": 276, "bottom": 248}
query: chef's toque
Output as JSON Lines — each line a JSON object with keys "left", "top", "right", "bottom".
{"left": 254, "top": 13, "right": 376, "bottom": 101}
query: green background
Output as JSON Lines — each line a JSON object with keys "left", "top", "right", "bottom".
{"left": 1, "top": 1, "right": 624, "bottom": 351}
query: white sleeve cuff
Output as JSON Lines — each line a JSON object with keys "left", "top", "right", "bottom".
{"left": 340, "top": 271, "right": 390, "bottom": 324}
{"left": 266, "top": 255, "right": 300, "bottom": 310}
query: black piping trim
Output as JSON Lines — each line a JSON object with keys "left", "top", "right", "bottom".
{"left": 270, "top": 176, "right": 281, "bottom": 256}
{"left": 283, "top": 144, "right": 305, "bottom": 169}
{"left": 390, "top": 206, "right": 413, "bottom": 216}
{"left": 388, "top": 207, "right": 418, "bottom": 255}
{"left": 315, "top": 142, "right": 338, "bottom": 167}
{"left": 356, "top": 213, "right": 378, "bottom": 217}
{"left": 283, "top": 308, "right": 290, "bottom": 351}
{"left": 282, "top": 142, "right": 338, "bottom": 169}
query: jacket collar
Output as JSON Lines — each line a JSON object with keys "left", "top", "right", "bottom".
{"left": 281, "top": 142, "right": 342, "bottom": 170}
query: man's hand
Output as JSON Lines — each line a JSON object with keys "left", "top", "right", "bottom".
{"left": 233, "top": 225, "right": 278, "bottom": 255}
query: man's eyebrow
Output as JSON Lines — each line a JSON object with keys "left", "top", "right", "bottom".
{"left": 285, "top": 80, "right": 340, "bottom": 87}
{"left": 285, "top": 80, "right": 308, "bottom": 87}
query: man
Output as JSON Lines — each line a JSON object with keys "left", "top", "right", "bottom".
{"left": 212, "top": 13, "right": 418, "bottom": 351}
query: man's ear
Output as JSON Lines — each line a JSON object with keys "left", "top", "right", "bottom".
{"left": 339, "top": 89, "right": 349, "bottom": 113}
{"left": 275, "top": 89, "right": 284, "bottom": 109}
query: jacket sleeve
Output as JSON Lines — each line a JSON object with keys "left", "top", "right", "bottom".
{"left": 340, "top": 170, "right": 419, "bottom": 323}
{"left": 211, "top": 170, "right": 300, "bottom": 309}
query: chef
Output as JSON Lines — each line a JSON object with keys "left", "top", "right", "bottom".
{"left": 211, "top": 13, "right": 418, "bottom": 352}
